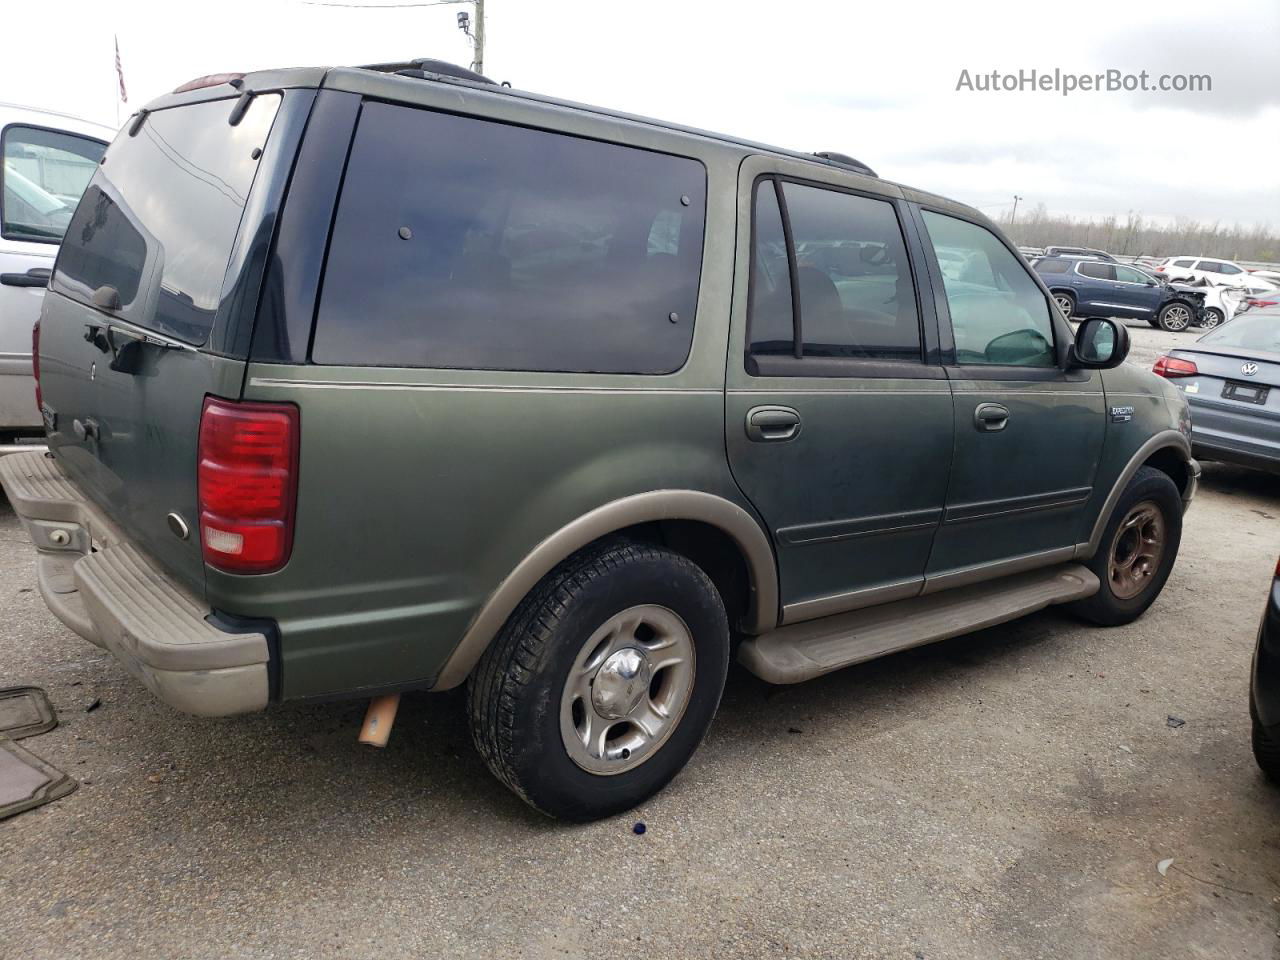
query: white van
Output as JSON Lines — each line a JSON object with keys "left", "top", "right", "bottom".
{"left": 1, "top": 103, "right": 112, "bottom": 438}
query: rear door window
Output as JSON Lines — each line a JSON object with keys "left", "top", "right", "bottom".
{"left": 312, "top": 102, "right": 706, "bottom": 374}
{"left": 2, "top": 125, "right": 105, "bottom": 244}
{"left": 53, "top": 95, "right": 281, "bottom": 343}
{"left": 1034, "top": 259, "right": 1070, "bottom": 274}
{"left": 746, "top": 178, "right": 920, "bottom": 363}
{"left": 921, "top": 211, "right": 1056, "bottom": 367}
{"left": 1077, "top": 261, "right": 1116, "bottom": 281}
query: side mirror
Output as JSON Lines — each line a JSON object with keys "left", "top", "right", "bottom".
{"left": 1070, "top": 317, "right": 1129, "bottom": 369}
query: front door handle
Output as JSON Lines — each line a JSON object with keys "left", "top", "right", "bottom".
{"left": 746, "top": 405, "right": 802, "bottom": 442}
{"left": 973, "top": 402, "right": 1009, "bottom": 432}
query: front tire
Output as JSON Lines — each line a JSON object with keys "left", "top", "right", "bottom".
{"left": 467, "top": 541, "right": 730, "bottom": 821}
{"left": 1200, "top": 307, "right": 1224, "bottom": 329}
{"left": 1158, "top": 301, "right": 1193, "bottom": 332}
{"left": 1071, "top": 466, "right": 1183, "bottom": 626}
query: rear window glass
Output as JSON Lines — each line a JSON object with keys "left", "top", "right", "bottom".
{"left": 54, "top": 95, "right": 280, "bottom": 344}
{"left": 312, "top": 102, "right": 706, "bottom": 374}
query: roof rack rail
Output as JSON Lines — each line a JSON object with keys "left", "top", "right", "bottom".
{"left": 813, "top": 151, "right": 877, "bottom": 178}
{"left": 360, "top": 58, "right": 495, "bottom": 85}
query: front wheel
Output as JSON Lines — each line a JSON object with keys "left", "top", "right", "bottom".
{"left": 1200, "top": 308, "right": 1224, "bottom": 329}
{"left": 1070, "top": 466, "right": 1183, "bottom": 626}
{"left": 1158, "top": 301, "right": 1193, "bottom": 332}
{"left": 467, "top": 541, "right": 730, "bottom": 821}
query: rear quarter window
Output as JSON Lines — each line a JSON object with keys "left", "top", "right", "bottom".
{"left": 311, "top": 102, "right": 706, "bottom": 374}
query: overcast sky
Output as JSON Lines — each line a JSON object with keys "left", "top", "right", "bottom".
{"left": 4, "top": 0, "right": 1276, "bottom": 228}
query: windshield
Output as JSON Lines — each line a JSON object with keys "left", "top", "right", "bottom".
{"left": 1200, "top": 313, "right": 1280, "bottom": 352}
{"left": 53, "top": 94, "right": 280, "bottom": 344}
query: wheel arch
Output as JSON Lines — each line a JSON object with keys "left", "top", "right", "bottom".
{"left": 431, "top": 490, "right": 779, "bottom": 689}
{"left": 1082, "top": 431, "right": 1194, "bottom": 557}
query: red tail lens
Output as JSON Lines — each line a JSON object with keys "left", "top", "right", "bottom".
{"left": 172, "top": 73, "right": 245, "bottom": 93}
{"left": 1153, "top": 355, "right": 1199, "bottom": 378}
{"left": 1248, "top": 298, "right": 1277, "bottom": 308}
{"left": 31, "top": 320, "right": 41, "bottom": 412}
{"left": 197, "top": 397, "right": 299, "bottom": 573}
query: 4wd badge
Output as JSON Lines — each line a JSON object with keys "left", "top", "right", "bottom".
{"left": 1110, "top": 406, "right": 1134, "bottom": 423}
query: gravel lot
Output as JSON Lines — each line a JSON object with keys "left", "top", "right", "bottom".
{"left": 1, "top": 323, "right": 1278, "bottom": 960}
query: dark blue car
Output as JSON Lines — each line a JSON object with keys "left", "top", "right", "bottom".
{"left": 1033, "top": 256, "right": 1206, "bottom": 331}
{"left": 1253, "top": 554, "right": 1280, "bottom": 781}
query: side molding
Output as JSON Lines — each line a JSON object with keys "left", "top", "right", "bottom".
{"left": 1080, "top": 430, "right": 1192, "bottom": 558}
{"left": 431, "top": 490, "right": 779, "bottom": 690}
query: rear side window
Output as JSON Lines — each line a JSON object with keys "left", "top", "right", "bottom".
{"left": 747, "top": 178, "right": 920, "bottom": 362}
{"left": 2, "top": 125, "right": 105, "bottom": 244}
{"left": 55, "top": 96, "right": 279, "bottom": 343}
{"left": 1078, "top": 261, "right": 1116, "bottom": 281}
{"left": 1034, "top": 258, "right": 1070, "bottom": 274}
{"left": 1173, "top": 259, "right": 1195, "bottom": 268}
{"left": 921, "top": 211, "right": 1055, "bottom": 367}
{"left": 312, "top": 102, "right": 706, "bottom": 374}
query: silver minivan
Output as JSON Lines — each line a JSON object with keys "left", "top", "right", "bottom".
{"left": 1, "top": 103, "right": 112, "bottom": 439}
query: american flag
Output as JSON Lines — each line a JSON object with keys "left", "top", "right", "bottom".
{"left": 114, "top": 35, "right": 127, "bottom": 104}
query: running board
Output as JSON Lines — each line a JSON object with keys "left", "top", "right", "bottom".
{"left": 738, "top": 563, "right": 1099, "bottom": 684}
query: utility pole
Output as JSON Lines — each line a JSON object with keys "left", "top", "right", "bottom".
{"left": 1010, "top": 195, "right": 1022, "bottom": 225}
{"left": 472, "top": 0, "right": 484, "bottom": 75}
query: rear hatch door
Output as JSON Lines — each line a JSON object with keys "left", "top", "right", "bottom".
{"left": 39, "top": 92, "right": 287, "bottom": 592}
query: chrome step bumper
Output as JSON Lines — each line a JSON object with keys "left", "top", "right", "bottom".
{"left": 739, "top": 563, "right": 1099, "bottom": 684}
{"left": 0, "top": 451, "right": 269, "bottom": 715}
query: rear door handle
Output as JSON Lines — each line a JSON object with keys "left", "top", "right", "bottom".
{"left": 746, "top": 406, "right": 801, "bottom": 442}
{"left": 0, "top": 267, "right": 51, "bottom": 288}
{"left": 973, "top": 403, "right": 1009, "bottom": 432}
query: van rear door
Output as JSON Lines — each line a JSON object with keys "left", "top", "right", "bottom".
{"left": 38, "top": 91, "right": 299, "bottom": 592}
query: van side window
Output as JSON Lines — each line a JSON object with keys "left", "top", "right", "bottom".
{"left": 746, "top": 178, "right": 921, "bottom": 363}
{"left": 312, "top": 102, "right": 706, "bottom": 374}
{"left": 2, "top": 125, "right": 105, "bottom": 244}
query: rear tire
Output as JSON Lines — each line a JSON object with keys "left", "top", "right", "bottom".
{"left": 467, "top": 540, "right": 730, "bottom": 821}
{"left": 1053, "top": 292, "right": 1076, "bottom": 320}
{"left": 1200, "top": 308, "right": 1224, "bottom": 329}
{"left": 1071, "top": 466, "right": 1183, "bottom": 626}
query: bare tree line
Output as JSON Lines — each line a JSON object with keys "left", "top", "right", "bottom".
{"left": 1001, "top": 203, "right": 1280, "bottom": 263}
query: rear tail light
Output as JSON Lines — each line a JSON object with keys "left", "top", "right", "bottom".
{"left": 31, "top": 320, "right": 41, "bottom": 412}
{"left": 1248, "top": 298, "right": 1277, "bottom": 308}
{"left": 1153, "top": 355, "right": 1199, "bottom": 378}
{"left": 197, "top": 397, "right": 299, "bottom": 574}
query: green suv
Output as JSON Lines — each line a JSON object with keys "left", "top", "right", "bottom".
{"left": 0, "top": 60, "right": 1199, "bottom": 820}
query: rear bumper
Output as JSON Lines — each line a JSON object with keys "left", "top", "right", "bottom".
{"left": 0, "top": 451, "right": 269, "bottom": 716}
{"left": 1192, "top": 435, "right": 1280, "bottom": 474}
